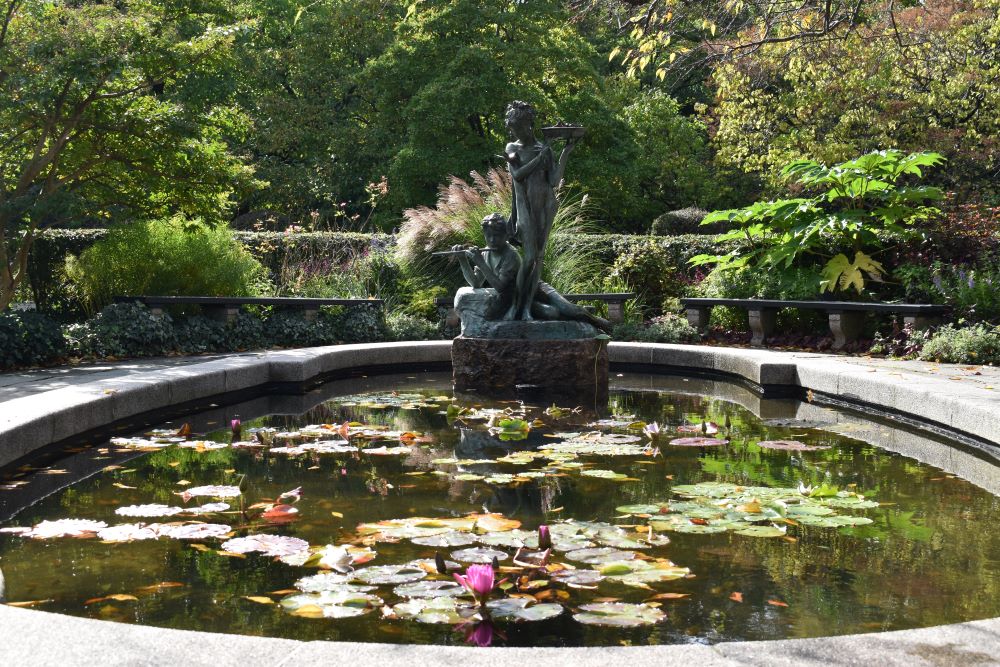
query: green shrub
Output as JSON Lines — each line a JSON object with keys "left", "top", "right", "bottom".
{"left": 27, "top": 229, "right": 109, "bottom": 318}
{"left": 225, "top": 312, "right": 268, "bottom": 351}
{"left": 65, "top": 219, "right": 270, "bottom": 315}
{"left": 612, "top": 314, "right": 700, "bottom": 344}
{"left": 263, "top": 311, "right": 341, "bottom": 348}
{"left": 65, "top": 303, "right": 176, "bottom": 359}
{"left": 174, "top": 316, "right": 229, "bottom": 354}
{"left": 386, "top": 312, "right": 440, "bottom": 341}
{"left": 918, "top": 323, "right": 1000, "bottom": 365}
{"left": 602, "top": 239, "right": 684, "bottom": 316}
{"left": 650, "top": 207, "right": 712, "bottom": 235}
{"left": 0, "top": 311, "right": 67, "bottom": 368}
{"left": 331, "top": 304, "right": 388, "bottom": 344}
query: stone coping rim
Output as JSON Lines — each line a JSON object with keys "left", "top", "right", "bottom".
{"left": 0, "top": 340, "right": 998, "bottom": 666}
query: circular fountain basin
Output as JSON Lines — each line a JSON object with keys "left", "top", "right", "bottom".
{"left": 0, "top": 341, "right": 997, "bottom": 665}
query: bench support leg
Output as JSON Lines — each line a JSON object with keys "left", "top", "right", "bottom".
{"left": 748, "top": 308, "right": 777, "bottom": 347}
{"left": 904, "top": 315, "right": 940, "bottom": 331}
{"left": 607, "top": 301, "right": 625, "bottom": 324}
{"left": 302, "top": 309, "right": 318, "bottom": 322}
{"left": 204, "top": 305, "right": 240, "bottom": 324}
{"left": 149, "top": 306, "right": 165, "bottom": 318}
{"left": 829, "top": 311, "right": 865, "bottom": 351}
{"left": 685, "top": 307, "right": 711, "bottom": 333}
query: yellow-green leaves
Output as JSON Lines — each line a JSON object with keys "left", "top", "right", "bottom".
{"left": 821, "top": 252, "right": 885, "bottom": 294}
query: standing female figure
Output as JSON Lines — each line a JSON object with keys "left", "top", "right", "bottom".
{"left": 499, "top": 101, "right": 576, "bottom": 320}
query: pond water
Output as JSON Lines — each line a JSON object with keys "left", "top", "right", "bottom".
{"left": 1, "top": 372, "right": 998, "bottom": 647}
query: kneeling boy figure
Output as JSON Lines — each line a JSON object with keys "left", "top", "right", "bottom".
{"left": 452, "top": 213, "right": 612, "bottom": 333}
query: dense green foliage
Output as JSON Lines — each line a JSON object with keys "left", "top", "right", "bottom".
{"left": 919, "top": 323, "right": 1000, "bottom": 365}
{"left": 0, "top": 310, "right": 67, "bottom": 368}
{"left": 693, "top": 151, "right": 945, "bottom": 295}
{"left": 65, "top": 219, "right": 269, "bottom": 315}
{"left": 0, "top": 0, "right": 255, "bottom": 309}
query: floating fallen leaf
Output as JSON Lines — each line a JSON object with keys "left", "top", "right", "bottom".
{"left": 176, "top": 480, "right": 191, "bottom": 486}
{"left": 112, "top": 482, "right": 136, "bottom": 490}
{"left": 136, "top": 582, "right": 185, "bottom": 593}
{"left": 6, "top": 599, "right": 53, "bottom": 608}
{"left": 768, "top": 599, "right": 788, "bottom": 607}
{"left": 189, "top": 543, "right": 211, "bottom": 552}
{"left": 244, "top": 596, "right": 275, "bottom": 605}
{"left": 331, "top": 511, "right": 344, "bottom": 518}
{"left": 647, "top": 593, "right": 690, "bottom": 600}
{"left": 216, "top": 550, "right": 248, "bottom": 559}
{"left": 729, "top": 592, "right": 743, "bottom": 602}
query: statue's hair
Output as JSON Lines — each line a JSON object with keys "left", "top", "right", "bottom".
{"left": 481, "top": 212, "right": 508, "bottom": 233}
{"left": 505, "top": 100, "right": 535, "bottom": 127}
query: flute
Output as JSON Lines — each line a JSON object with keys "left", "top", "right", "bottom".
{"left": 431, "top": 247, "right": 489, "bottom": 256}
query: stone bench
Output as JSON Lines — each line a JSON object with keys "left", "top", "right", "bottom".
{"left": 435, "top": 292, "right": 635, "bottom": 326}
{"left": 113, "top": 296, "right": 384, "bottom": 323}
{"left": 679, "top": 298, "right": 950, "bottom": 350}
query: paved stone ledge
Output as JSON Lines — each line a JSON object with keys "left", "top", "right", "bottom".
{"left": 1, "top": 340, "right": 998, "bottom": 666}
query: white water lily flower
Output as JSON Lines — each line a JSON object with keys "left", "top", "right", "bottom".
{"left": 318, "top": 545, "right": 355, "bottom": 573}
{"left": 797, "top": 482, "right": 814, "bottom": 496}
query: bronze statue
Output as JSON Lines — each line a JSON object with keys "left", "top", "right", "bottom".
{"left": 498, "top": 101, "right": 578, "bottom": 321}
{"left": 453, "top": 214, "right": 611, "bottom": 333}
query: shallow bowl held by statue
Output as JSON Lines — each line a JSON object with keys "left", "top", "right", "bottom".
{"left": 541, "top": 125, "right": 585, "bottom": 140}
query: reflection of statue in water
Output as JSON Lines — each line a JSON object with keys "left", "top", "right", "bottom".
{"left": 454, "top": 214, "right": 611, "bottom": 332}
{"left": 498, "top": 101, "right": 577, "bottom": 321}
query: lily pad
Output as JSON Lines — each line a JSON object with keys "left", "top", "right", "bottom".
{"left": 485, "top": 597, "right": 563, "bottom": 622}
{"left": 22, "top": 519, "right": 107, "bottom": 539}
{"left": 161, "top": 523, "right": 232, "bottom": 540}
{"left": 280, "top": 590, "right": 383, "bottom": 618}
{"left": 393, "top": 580, "right": 468, "bottom": 599}
{"left": 476, "top": 529, "right": 538, "bottom": 549}
{"left": 115, "top": 504, "right": 183, "bottom": 518}
{"left": 97, "top": 523, "right": 163, "bottom": 542}
{"left": 352, "top": 563, "right": 427, "bottom": 585}
{"left": 411, "top": 531, "right": 478, "bottom": 548}
{"left": 669, "top": 437, "right": 728, "bottom": 447}
{"left": 180, "top": 485, "right": 242, "bottom": 498}
{"left": 580, "top": 469, "right": 630, "bottom": 481}
{"left": 565, "top": 547, "right": 637, "bottom": 564}
{"left": 295, "top": 571, "right": 366, "bottom": 592}
{"left": 734, "top": 525, "right": 787, "bottom": 538}
{"left": 222, "top": 534, "right": 310, "bottom": 557}
{"left": 551, "top": 569, "right": 605, "bottom": 586}
{"left": 451, "top": 547, "right": 509, "bottom": 563}
{"left": 391, "top": 597, "right": 476, "bottom": 624}
{"left": 573, "top": 602, "right": 665, "bottom": 627}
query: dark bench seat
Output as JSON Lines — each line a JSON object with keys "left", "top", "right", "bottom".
{"left": 679, "top": 298, "right": 950, "bottom": 350}
{"left": 114, "top": 295, "right": 383, "bottom": 323}
{"left": 435, "top": 292, "right": 635, "bottom": 325}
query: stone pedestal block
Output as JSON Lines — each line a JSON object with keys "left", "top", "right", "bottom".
{"left": 452, "top": 335, "right": 608, "bottom": 402}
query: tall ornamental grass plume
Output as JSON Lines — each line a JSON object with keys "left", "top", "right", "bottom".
{"left": 396, "top": 168, "right": 605, "bottom": 294}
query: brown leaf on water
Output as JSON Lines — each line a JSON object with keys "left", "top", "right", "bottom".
{"left": 767, "top": 599, "right": 788, "bottom": 607}
{"left": 269, "top": 589, "right": 298, "bottom": 595}
{"left": 533, "top": 589, "right": 570, "bottom": 602}
{"left": 330, "top": 511, "right": 344, "bottom": 518}
{"left": 729, "top": 592, "right": 743, "bottom": 602}
{"left": 216, "top": 551, "right": 247, "bottom": 559}
{"left": 592, "top": 597, "right": 621, "bottom": 603}
{"left": 136, "top": 582, "right": 185, "bottom": 593}
{"left": 243, "top": 596, "right": 275, "bottom": 605}
{"left": 176, "top": 423, "right": 192, "bottom": 437}
{"left": 103, "top": 465, "right": 123, "bottom": 472}
{"left": 189, "top": 543, "right": 211, "bottom": 552}
{"left": 647, "top": 593, "right": 690, "bottom": 600}
{"left": 290, "top": 604, "right": 324, "bottom": 618}
{"left": 112, "top": 482, "right": 136, "bottom": 490}
{"left": 6, "top": 599, "right": 53, "bottom": 608}
{"left": 176, "top": 480, "right": 191, "bottom": 486}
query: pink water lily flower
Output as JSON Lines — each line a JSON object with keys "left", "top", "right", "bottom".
{"left": 643, "top": 422, "right": 661, "bottom": 439}
{"left": 537, "top": 524, "right": 552, "bottom": 550}
{"left": 453, "top": 563, "right": 505, "bottom": 602}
